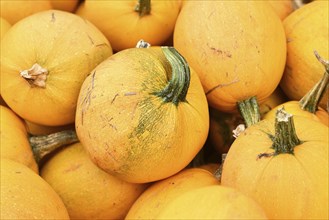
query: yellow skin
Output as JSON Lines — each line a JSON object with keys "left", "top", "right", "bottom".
{"left": 76, "top": 0, "right": 180, "bottom": 52}
{"left": 0, "top": 105, "right": 38, "bottom": 173}
{"left": 281, "top": 1, "right": 329, "bottom": 110}
{"left": 221, "top": 116, "right": 329, "bottom": 219}
{"left": 126, "top": 168, "right": 219, "bottom": 219}
{"left": 0, "top": 17, "right": 11, "bottom": 40}
{"left": 174, "top": 1, "right": 287, "bottom": 112}
{"left": 1, "top": 10, "right": 112, "bottom": 126}
{"left": 1, "top": 159, "right": 69, "bottom": 219}
{"left": 41, "top": 142, "right": 148, "bottom": 220}
{"left": 152, "top": 185, "right": 268, "bottom": 219}
{"left": 76, "top": 47, "right": 209, "bottom": 183}
{"left": 267, "top": 0, "right": 294, "bottom": 20}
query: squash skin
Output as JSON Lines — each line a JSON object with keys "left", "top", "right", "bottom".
{"left": 151, "top": 185, "right": 268, "bottom": 219}
{"left": 221, "top": 116, "right": 329, "bottom": 219}
{"left": 0, "top": 0, "right": 53, "bottom": 24}
{"left": 125, "top": 168, "right": 219, "bottom": 219}
{"left": 0, "top": 17, "right": 11, "bottom": 40}
{"left": 264, "top": 100, "right": 329, "bottom": 127}
{"left": 76, "top": 47, "right": 209, "bottom": 183}
{"left": 76, "top": 0, "right": 180, "bottom": 52}
{"left": 174, "top": 1, "right": 286, "bottom": 112}
{"left": 1, "top": 159, "right": 70, "bottom": 219}
{"left": 41, "top": 142, "right": 148, "bottom": 220}
{"left": 0, "top": 10, "right": 112, "bottom": 126}
{"left": 281, "top": 1, "right": 329, "bottom": 110}
{"left": 0, "top": 105, "right": 38, "bottom": 173}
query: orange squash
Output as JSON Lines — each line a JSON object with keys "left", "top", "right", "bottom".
{"left": 41, "top": 142, "right": 148, "bottom": 219}
{"left": 50, "top": 0, "right": 79, "bottom": 12}
{"left": 221, "top": 108, "right": 329, "bottom": 219}
{"left": 174, "top": 1, "right": 286, "bottom": 127}
{"left": 125, "top": 168, "right": 220, "bottom": 219}
{"left": 0, "top": 10, "right": 112, "bottom": 126}
{"left": 0, "top": 105, "right": 38, "bottom": 173}
{"left": 25, "top": 120, "right": 75, "bottom": 136}
{"left": 1, "top": 159, "right": 69, "bottom": 219}
{"left": 76, "top": 46, "right": 209, "bottom": 183}
{"left": 280, "top": 1, "right": 329, "bottom": 110}
{"left": 0, "top": 0, "right": 52, "bottom": 24}
{"left": 76, "top": 0, "right": 180, "bottom": 52}
{"left": 265, "top": 51, "right": 329, "bottom": 126}
{"left": 143, "top": 185, "right": 268, "bottom": 219}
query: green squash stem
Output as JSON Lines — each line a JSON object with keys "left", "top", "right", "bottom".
{"left": 299, "top": 51, "right": 329, "bottom": 113}
{"left": 30, "top": 129, "right": 78, "bottom": 163}
{"left": 154, "top": 47, "right": 190, "bottom": 105}
{"left": 272, "top": 107, "right": 302, "bottom": 155}
{"left": 135, "top": 0, "right": 151, "bottom": 17}
{"left": 237, "top": 96, "right": 261, "bottom": 127}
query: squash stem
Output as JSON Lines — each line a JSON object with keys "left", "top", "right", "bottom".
{"left": 299, "top": 51, "right": 329, "bottom": 113}
{"left": 135, "top": 0, "right": 151, "bottom": 17}
{"left": 272, "top": 107, "right": 302, "bottom": 155}
{"left": 237, "top": 96, "right": 261, "bottom": 127}
{"left": 154, "top": 47, "right": 190, "bottom": 105}
{"left": 20, "top": 63, "right": 48, "bottom": 88}
{"left": 30, "top": 129, "right": 78, "bottom": 163}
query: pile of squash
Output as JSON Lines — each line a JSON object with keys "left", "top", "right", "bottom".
{"left": 1, "top": 0, "right": 328, "bottom": 219}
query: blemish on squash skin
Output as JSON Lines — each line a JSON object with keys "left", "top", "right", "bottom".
{"left": 51, "top": 12, "right": 56, "bottom": 22}
{"left": 111, "top": 94, "right": 119, "bottom": 104}
{"left": 63, "top": 164, "right": 82, "bottom": 173}
{"left": 87, "top": 34, "right": 95, "bottom": 45}
{"left": 80, "top": 71, "right": 96, "bottom": 125}
{"left": 206, "top": 77, "right": 239, "bottom": 95}
{"left": 207, "top": 43, "right": 232, "bottom": 58}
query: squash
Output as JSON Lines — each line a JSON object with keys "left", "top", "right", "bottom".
{"left": 125, "top": 168, "right": 220, "bottom": 219}
{"left": 0, "top": 10, "right": 112, "bottom": 126}
{"left": 268, "top": 0, "right": 294, "bottom": 20}
{"left": 41, "top": 142, "right": 148, "bottom": 220}
{"left": 146, "top": 185, "right": 268, "bottom": 219}
{"left": 265, "top": 51, "right": 329, "bottom": 126}
{"left": 0, "top": 17, "right": 11, "bottom": 40}
{"left": 259, "top": 87, "right": 288, "bottom": 117}
{"left": 50, "top": 0, "right": 79, "bottom": 12}
{"left": 1, "top": 159, "right": 69, "bottom": 219}
{"left": 280, "top": 1, "right": 329, "bottom": 110}
{"left": 76, "top": 46, "right": 209, "bottom": 183}
{"left": 25, "top": 120, "right": 75, "bottom": 136}
{"left": 221, "top": 108, "right": 329, "bottom": 219}
{"left": 174, "top": 1, "right": 286, "bottom": 127}
{"left": 76, "top": 0, "right": 180, "bottom": 52}
{"left": 0, "top": 0, "right": 52, "bottom": 24}
{"left": 0, "top": 105, "right": 38, "bottom": 173}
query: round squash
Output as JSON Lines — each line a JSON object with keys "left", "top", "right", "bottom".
{"left": 76, "top": 46, "right": 209, "bottom": 183}
{"left": 0, "top": 0, "right": 52, "bottom": 24}
{"left": 0, "top": 10, "right": 112, "bottom": 126}
{"left": 280, "top": 1, "right": 329, "bottom": 109}
{"left": 151, "top": 185, "right": 268, "bottom": 219}
{"left": 1, "top": 159, "right": 69, "bottom": 219}
{"left": 174, "top": 1, "right": 286, "bottom": 115}
{"left": 0, "top": 17, "right": 11, "bottom": 40}
{"left": 221, "top": 108, "right": 329, "bottom": 219}
{"left": 0, "top": 105, "right": 38, "bottom": 173}
{"left": 268, "top": 0, "right": 294, "bottom": 20}
{"left": 25, "top": 120, "right": 75, "bottom": 136}
{"left": 125, "top": 168, "right": 220, "bottom": 219}
{"left": 41, "top": 142, "right": 148, "bottom": 219}
{"left": 50, "top": 0, "right": 79, "bottom": 12}
{"left": 265, "top": 51, "right": 329, "bottom": 126}
{"left": 76, "top": 0, "right": 180, "bottom": 52}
